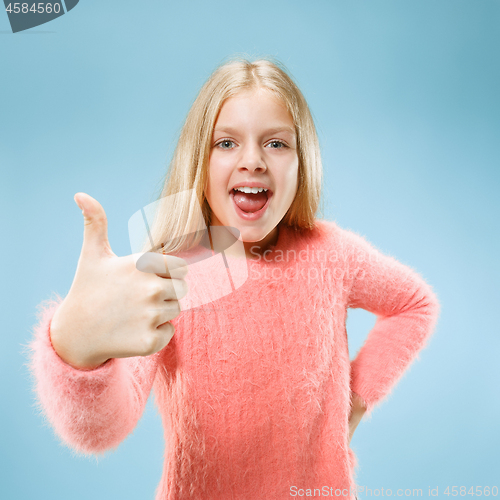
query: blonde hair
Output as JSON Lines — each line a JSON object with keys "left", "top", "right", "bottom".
{"left": 143, "top": 57, "right": 323, "bottom": 255}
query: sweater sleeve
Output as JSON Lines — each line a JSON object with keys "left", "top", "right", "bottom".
{"left": 26, "top": 296, "right": 163, "bottom": 456}
{"left": 343, "top": 230, "right": 440, "bottom": 416}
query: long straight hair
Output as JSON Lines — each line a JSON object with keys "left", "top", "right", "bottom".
{"left": 143, "top": 57, "right": 323, "bottom": 255}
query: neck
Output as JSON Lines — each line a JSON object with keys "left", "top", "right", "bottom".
{"left": 243, "top": 225, "right": 279, "bottom": 260}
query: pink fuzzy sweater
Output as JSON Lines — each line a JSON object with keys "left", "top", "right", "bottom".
{"left": 28, "top": 219, "right": 439, "bottom": 500}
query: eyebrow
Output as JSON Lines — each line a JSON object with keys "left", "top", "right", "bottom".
{"left": 213, "top": 126, "right": 296, "bottom": 136}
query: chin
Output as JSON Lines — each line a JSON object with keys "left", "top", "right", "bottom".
{"left": 242, "top": 227, "right": 276, "bottom": 244}
{"left": 240, "top": 234, "right": 265, "bottom": 244}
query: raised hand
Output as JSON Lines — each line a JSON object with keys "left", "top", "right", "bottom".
{"left": 49, "top": 193, "right": 188, "bottom": 370}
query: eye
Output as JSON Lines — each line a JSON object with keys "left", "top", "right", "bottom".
{"left": 216, "top": 139, "right": 236, "bottom": 150}
{"left": 266, "top": 140, "right": 288, "bottom": 149}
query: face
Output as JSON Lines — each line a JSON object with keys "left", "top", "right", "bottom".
{"left": 206, "top": 88, "right": 299, "bottom": 258}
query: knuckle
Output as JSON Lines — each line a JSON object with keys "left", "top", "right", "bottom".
{"left": 161, "top": 322, "right": 175, "bottom": 344}
{"left": 163, "top": 281, "right": 177, "bottom": 300}
{"left": 158, "top": 322, "right": 175, "bottom": 350}
{"left": 175, "top": 265, "right": 189, "bottom": 278}
{"left": 149, "top": 308, "right": 164, "bottom": 325}
{"left": 140, "top": 332, "right": 160, "bottom": 356}
{"left": 136, "top": 252, "right": 155, "bottom": 273}
{"left": 161, "top": 301, "right": 180, "bottom": 321}
{"left": 149, "top": 284, "right": 164, "bottom": 299}
{"left": 168, "top": 300, "right": 182, "bottom": 318}
{"left": 164, "top": 256, "right": 189, "bottom": 278}
{"left": 149, "top": 322, "right": 175, "bottom": 352}
{"left": 166, "top": 322, "right": 175, "bottom": 339}
{"left": 173, "top": 279, "right": 188, "bottom": 299}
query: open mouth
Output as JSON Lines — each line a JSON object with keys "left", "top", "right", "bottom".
{"left": 229, "top": 188, "right": 273, "bottom": 219}
{"left": 230, "top": 188, "right": 272, "bottom": 213}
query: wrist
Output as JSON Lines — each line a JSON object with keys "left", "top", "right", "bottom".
{"left": 49, "top": 318, "right": 108, "bottom": 371}
{"left": 350, "top": 391, "right": 367, "bottom": 415}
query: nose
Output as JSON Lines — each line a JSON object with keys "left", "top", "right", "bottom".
{"left": 237, "top": 143, "right": 267, "bottom": 173}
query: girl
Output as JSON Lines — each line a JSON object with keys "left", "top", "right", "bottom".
{"left": 28, "top": 58, "right": 440, "bottom": 500}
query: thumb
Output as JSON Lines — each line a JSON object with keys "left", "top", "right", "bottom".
{"left": 74, "top": 193, "right": 114, "bottom": 258}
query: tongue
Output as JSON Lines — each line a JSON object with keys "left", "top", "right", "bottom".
{"left": 233, "top": 190, "right": 268, "bottom": 213}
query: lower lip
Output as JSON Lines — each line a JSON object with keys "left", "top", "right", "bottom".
{"left": 229, "top": 191, "right": 272, "bottom": 221}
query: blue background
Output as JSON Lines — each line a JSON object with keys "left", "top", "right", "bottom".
{"left": 1, "top": 1, "right": 499, "bottom": 498}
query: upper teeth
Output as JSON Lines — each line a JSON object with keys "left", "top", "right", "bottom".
{"left": 234, "top": 187, "right": 268, "bottom": 194}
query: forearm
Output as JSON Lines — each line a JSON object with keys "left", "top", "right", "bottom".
{"left": 28, "top": 299, "right": 160, "bottom": 455}
{"left": 350, "top": 293, "right": 438, "bottom": 415}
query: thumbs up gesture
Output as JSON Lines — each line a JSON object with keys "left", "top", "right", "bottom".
{"left": 49, "top": 193, "right": 188, "bottom": 370}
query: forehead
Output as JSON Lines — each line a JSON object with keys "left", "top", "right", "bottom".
{"left": 214, "top": 88, "right": 294, "bottom": 131}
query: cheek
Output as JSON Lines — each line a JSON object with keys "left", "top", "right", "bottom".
{"left": 283, "top": 161, "right": 299, "bottom": 198}
{"left": 208, "top": 156, "right": 230, "bottom": 192}
{"left": 206, "top": 162, "right": 220, "bottom": 198}
{"left": 206, "top": 166, "right": 230, "bottom": 218}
